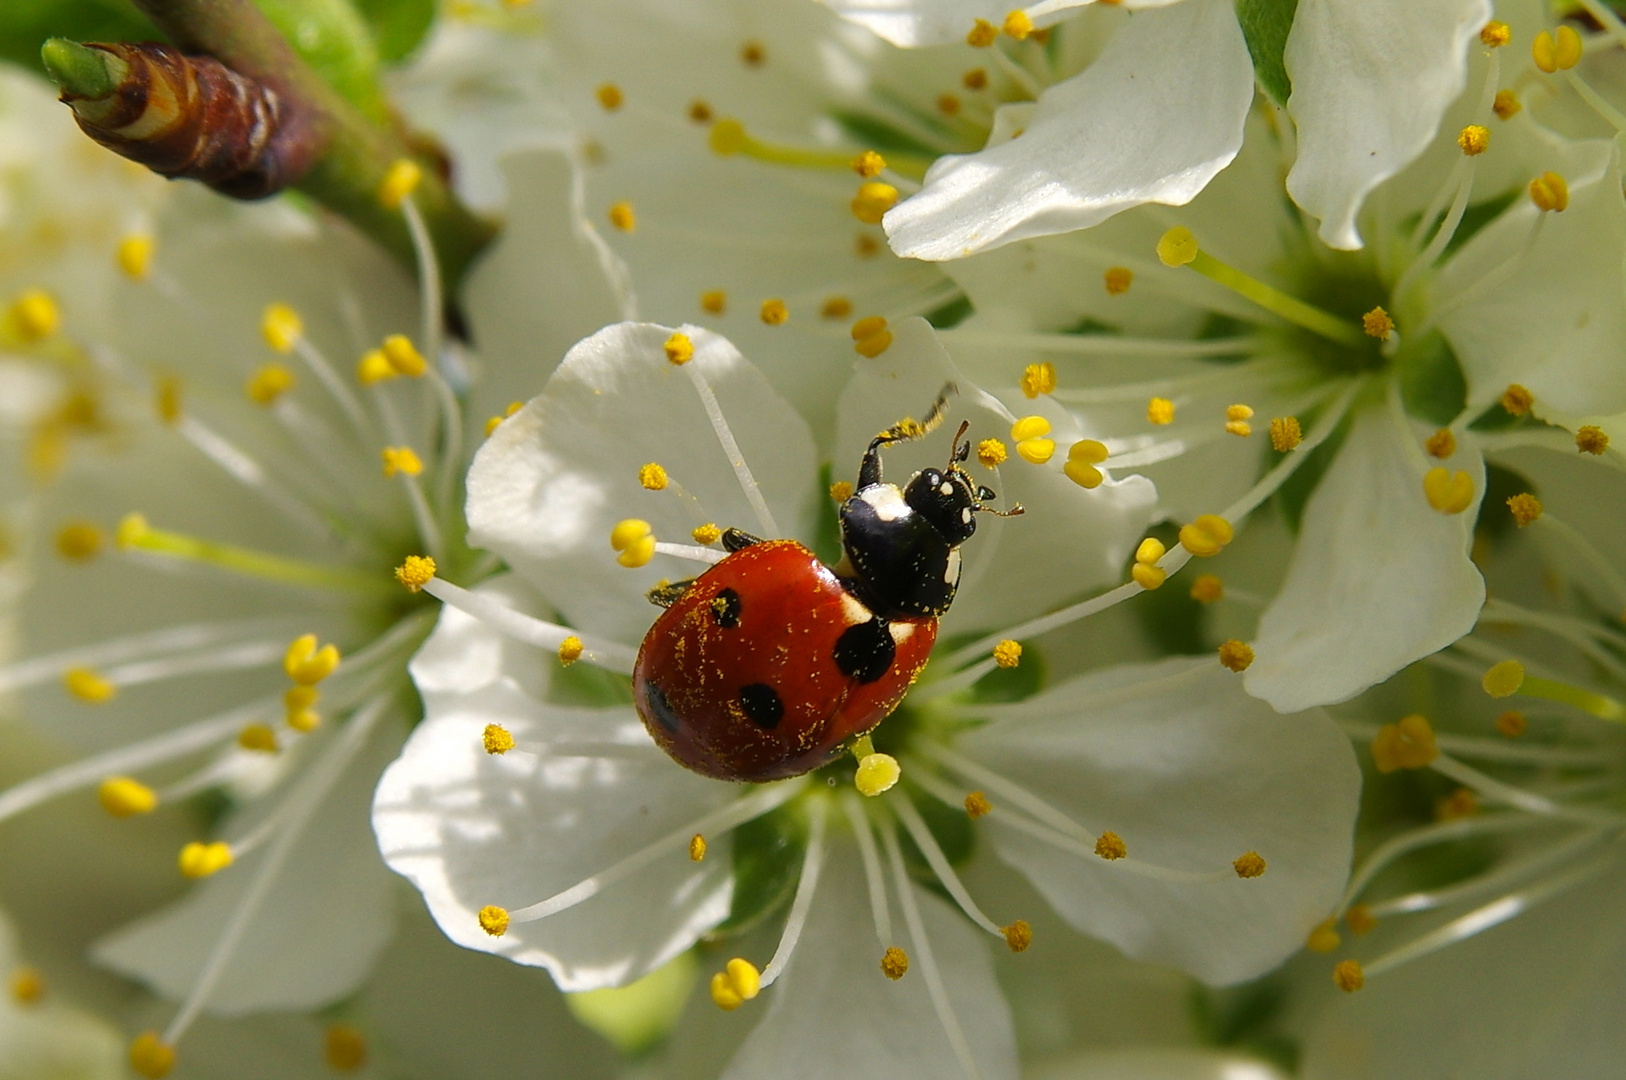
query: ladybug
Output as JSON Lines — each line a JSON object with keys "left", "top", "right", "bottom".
{"left": 632, "top": 391, "right": 1022, "bottom": 782}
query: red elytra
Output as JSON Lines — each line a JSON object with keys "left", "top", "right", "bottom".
{"left": 633, "top": 540, "right": 936, "bottom": 782}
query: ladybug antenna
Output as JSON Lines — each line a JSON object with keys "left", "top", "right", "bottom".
{"left": 949, "top": 420, "right": 972, "bottom": 467}
{"left": 969, "top": 479, "right": 1024, "bottom": 518}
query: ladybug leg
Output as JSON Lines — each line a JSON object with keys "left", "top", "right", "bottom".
{"left": 721, "top": 527, "right": 765, "bottom": 552}
{"left": 646, "top": 578, "right": 695, "bottom": 608}
{"left": 856, "top": 384, "right": 957, "bottom": 489}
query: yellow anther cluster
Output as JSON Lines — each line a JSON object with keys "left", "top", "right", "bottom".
{"left": 1190, "top": 574, "right": 1223, "bottom": 603}
{"left": 178, "top": 840, "right": 233, "bottom": 878}
{"left": 246, "top": 363, "right": 295, "bottom": 405}
{"left": 65, "top": 666, "right": 116, "bottom": 703}
{"left": 382, "top": 334, "right": 428, "bottom": 377}
{"left": 967, "top": 18, "right": 998, "bottom": 46}
{"left": 1425, "top": 428, "right": 1457, "bottom": 459}
{"left": 830, "top": 481, "right": 855, "bottom": 503}
{"left": 1232, "top": 851, "right": 1267, "bottom": 878}
{"left": 711, "top": 957, "right": 761, "bottom": 1010}
{"left": 992, "top": 639, "right": 1023, "bottom": 668}
{"left": 261, "top": 302, "right": 303, "bottom": 352}
{"left": 285, "top": 685, "right": 322, "bottom": 732}
{"left": 1496, "top": 709, "right": 1527, "bottom": 737}
{"left": 1345, "top": 903, "right": 1377, "bottom": 935}
{"left": 881, "top": 946, "right": 910, "bottom": 980}
{"left": 664, "top": 332, "right": 694, "bottom": 365}
{"left": 56, "top": 521, "right": 106, "bottom": 562}
{"left": 9, "top": 966, "right": 44, "bottom": 1004}
{"left": 1147, "top": 397, "right": 1175, "bottom": 425}
{"left": 7, "top": 289, "right": 60, "bottom": 341}
{"left": 1532, "top": 25, "right": 1581, "bottom": 73}
{"left": 395, "top": 554, "right": 437, "bottom": 592}
{"left": 700, "top": 290, "right": 727, "bottom": 315}
{"left": 610, "top": 519, "right": 656, "bottom": 568}
{"left": 1423, "top": 467, "right": 1474, "bottom": 514}
{"left": 478, "top": 905, "right": 510, "bottom": 937}
{"left": 1218, "top": 640, "right": 1254, "bottom": 673}
{"left": 130, "top": 1031, "right": 176, "bottom": 1079}
{"left": 638, "top": 462, "right": 669, "bottom": 491}
{"left": 1362, "top": 306, "right": 1394, "bottom": 341}
{"left": 938, "top": 93, "right": 962, "bottom": 116}
{"left": 1269, "top": 416, "right": 1302, "bottom": 452}
{"left": 1131, "top": 537, "right": 1167, "bottom": 590}
{"left": 99, "top": 776, "right": 157, "bottom": 818}
{"left": 558, "top": 636, "right": 584, "bottom": 665}
{"left": 357, "top": 349, "right": 394, "bottom": 386}
{"left": 1371, "top": 713, "right": 1438, "bottom": 772}
{"left": 1179, "top": 514, "right": 1233, "bottom": 557}
{"left": 1482, "top": 659, "right": 1525, "bottom": 698}
{"left": 1529, "top": 171, "right": 1568, "bottom": 212}
{"left": 851, "top": 181, "right": 899, "bottom": 225}
{"left": 1060, "top": 440, "right": 1107, "bottom": 489}
{"left": 285, "top": 633, "right": 340, "bottom": 686}
{"left": 1501, "top": 383, "right": 1534, "bottom": 416}
{"left": 690, "top": 833, "right": 707, "bottom": 861}
{"left": 1458, "top": 125, "right": 1490, "bottom": 156}
{"left": 822, "top": 296, "right": 853, "bottom": 319}
{"left": 964, "top": 791, "right": 992, "bottom": 819}
{"left": 117, "top": 234, "right": 155, "bottom": 280}
{"left": 1480, "top": 20, "right": 1511, "bottom": 47}
{"left": 1011, "top": 415, "right": 1055, "bottom": 464}
{"left": 760, "top": 298, "right": 789, "bottom": 325}
{"left": 1436, "top": 786, "right": 1479, "bottom": 821}
{"left": 1506, "top": 492, "right": 1542, "bottom": 527}
{"left": 1156, "top": 227, "right": 1199, "bottom": 267}
{"left": 381, "top": 446, "right": 424, "bottom": 477}
{"left": 325, "top": 1024, "right": 368, "bottom": 1072}
{"left": 1002, "top": 919, "right": 1033, "bottom": 953}
{"left": 855, "top": 752, "right": 901, "bottom": 796}
{"left": 709, "top": 117, "right": 748, "bottom": 155}
{"left": 1493, "top": 89, "right": 1522, "bottom": 120}
{"left": 1002, "top": 9, "right": 1033, "bottom": 39}
{"left": 740, "top": 41, "right": 765, "bottom": 67}
{"left": 692, "top": 523, "right": 723, "bottom": 545}
{"left": 851, "top": 315, "right": 893, "bottom": 358}
{"left": 1306, "top": 920, "right": 1341, "bottom": 953}
{"left": 1575, "top": 425, "right": 1609, "bottom": 454}
{"left": 963, "top": 68, "right": 988, "bottom": 90}
{"left": 1333, "top": 959, "right": 1364, "bottom": 993}
{"left": 596, "top": 83, "right": 623, "bottom": 111}
{"left": 1094, "top": 831, "right": 1127, "bottom": 860}
{"left": 1103, "top": 266, "right": 1133, "bottom": 296}
{"left": 156, "top": 377, "right": 182, "bottom": 425}
{"left": 1021, "top": 362, "right": 1057, "bottom": 399}
{"left": 237, "top": 723, "right": 279, "bottom": 753}
{"left": 483, "top": 723, "right": 515, "bottom": 755}
{"left": 1224, "top": 403, "right": 1254, "bottom": 438}
{"left": 852, "top": 150, "right": 886, "bottom": 178}
{"left": 608, "top": 201, "right": 636, "bottom": 232}
{"left": 689, "top": 100, "right": 713, "bottom": 123}
{"left": 977, "top": 438, "right": 1008, "bottom": 468}
{"left": 378, "top": 159, "right": 423, "bottom": 210}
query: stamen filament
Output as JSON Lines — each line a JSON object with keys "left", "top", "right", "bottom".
{"left": 1335, "top": 813, "right": 1555, "bottom": 916}
{"left": 840, "top": 791, "right": 893, "bottom": 947}
{"left": 1367, "top": 827, "right": 1608, "bottom": 919}
{"left": 420, "top": 577, "right": 638, "bottom": 674}
{"left": 1338, "top": 720, "right": 1612, "bottom": 768}
{"left": 397, "top": 467, "right": 448, "bottom": 565}
{"left": 938, "top": 329, "right": 1255, "bottom": 360}
{"left": 119, "top": 521, "right": 395, "bottom": 597}
{"left": 1396, "top": 157, "right": 1476, "bottom": 304}
{"left": 1479, "top": 599, "right": 1626, "bottom": 683}
{"left": 892, "top": 796, "right": 1004, "bottom": 938}
{"left": 1578, "top": 0, "right": 1626, "bottom": 48}
{"left": 99, "top": 640, "right": 285, "bottom": 689}
{"left": 292, "top": 337, "right": 373, "bottom": 438}
{"left": 173, "top": 416, "right": 334, "bottom": 540}
{"left": 758, "top": 798, "right": 828, "bottom": 988}
{"left": 987, "top": 40, "right": 1044, "bottom": 101}
{"left": 0, "top": 618, "right": 301, "bottom": 693}
{"left": 1218, "top": 379, "right": 1363, "bottom": 523}
{"left": 1531, "top": 514, "right": 1626, "bottom": 610}
{"left": 1566, "top": 71, "right": 1626, "bottom": 133}
{"left": 1178, "top": 245, "right": 1366, "bottom": 347}
{"left": 1514, "top": 676, "right": 1626, "bottom": 722}
{"left": 1428, "top": 752, "right": 1626, "bottom": 826}
{"left": 1420, "top": 215, "right": 1548, "bottom": 335}
{"left": 711, "top": 118, "right": 932, "bottom": 181}
{"left": 399, "top": 197, "right": 444, "bottom": 376}
{"left": 681, "top": 363, "right": 780, "bottom": 538}
{"left": 653, "top": 542, "right": 728, "bottom": 565}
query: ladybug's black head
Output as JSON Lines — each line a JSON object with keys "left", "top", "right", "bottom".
{"left": 900, "top": 426, "right": 1005, "bottom": 546}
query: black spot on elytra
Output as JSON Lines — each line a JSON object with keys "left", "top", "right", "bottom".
{"left": 710, "top": 587, "right": 742, "bottom": 629}
{"left": 833, "top": 617, "right": 895, "bottom": 684}
{"left": 738, "top": 683, "right": 783, "bottom": 729}
{"left": 644, "top": 682, "right": 681, "bottom": 732}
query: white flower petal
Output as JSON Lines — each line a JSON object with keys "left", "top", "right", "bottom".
{"left": 465, "top": 322, "right": 819, "bottom": 643}
{"left": 1033, "top": 1048, "right": 1289, "bottom": 1080}
{"left": 1284, "top": 0, "right": 1491, "bottom": 250}
{"left": 814, "top": 0, "right": 1089, "bottom": 46}
{"left": 719, "top": 836, "right": 1016, "bottom": 1080}
{"left": 1246, "top": 405, "right": 1485, "bottom": 712}
{"left": 373, "top": 577, "right": 737, "bottom": 992}
{"left": 884, "top": 0, "right": 1253, "bottom": 260}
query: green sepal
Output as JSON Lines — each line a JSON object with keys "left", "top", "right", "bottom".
{"left": 1235, "top": 0, "right": 1299, "bottom": 106}
{"left": 350, "top": 0, "right": 433, "bottom": 62}
{"left": 712, "top": 802, "right": 807, "bottom": 937}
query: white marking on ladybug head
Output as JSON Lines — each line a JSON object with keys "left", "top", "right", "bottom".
{"left": 945, "top": 548, "right": 961, "bottom": 585}
{"left": 839, "top": 592, "right": 874, "bottom": 626}
{"left": 939, "top": 481, "right": 953, "bottom": 496}
{"left": 960, "top": 507, "right": 971, "bottom": 525}
{"left": 889, "top": 621, "right": 915, "bottom": 644}
{"left": 861, "top": 483, "right": 911, "bottom": 523}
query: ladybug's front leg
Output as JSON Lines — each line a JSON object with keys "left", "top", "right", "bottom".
{"left": 856, "top": 385, "right": 957, "bottom": 488}
{"left": 721, "top": 528, "right": 765, "bottom": 552}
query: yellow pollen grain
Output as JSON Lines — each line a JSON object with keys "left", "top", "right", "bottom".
{"left": 56, "top": 521, "right": 105, "bottom": 562}
{"left": 357, "top": 349, "right": 395, "bottom": 386}
{"left": 246, "top": 363, "right": 295, "bottom": 405}
{"left": 378, "top": 159, "right": 422, "bottom": 209}
{"left": 1458, "top": 124, "right": 1490, "bottom": 156}
{"left": 692, "top": 523, "right": 723, "bottom": 545}
{"left": 325, "top": 1024, "right": 367, "bottom": 1072}
{"left": 558, "top": 636, "right": 584, "bottom": 665}
{"left": 1002, "top": 920, "right": 1033, "bottom": 952}
{"left": 98, "top": 776, "right": 157, "bottom": 817}
{"left": 117, "top": 234, "right": 155, "bottom": 280}
{"left": 1423, "top": 467, "right": 1475, "bottom": 514}
{"left": 1576, "top": 425, "right": 1609, "bottom": 454}
{"left": 855, "top": 752, "right": 901, "bottom": 796}
{"left": 1493, "top": 89, "right": 1522, "bottom": 120}
{"left": 1480, "top": 20, "right": 1511, "bottom": 47}
{"left": 9, "top": 288, "right": 60, "bottom": 341}
{"left": 1094, "top": 831, "right": 1127, "bottom": 860}
{"left": 830, "top": 480, "right": 855, "bottom": 503}
{"left": 977, "top": 438, "right": 1008, "bottom": 468}
{"left": 1333, "top": 959, "right": 1364, "bottom": 992}
{"left": 382, "top": 333, "right": 428, "bottom": 377}
{"left": 967, "top": 18, "right": 998, "bottom": 47}
{"left": 937, "top": 94, "right": 961, "bottom": 116}
{"left": 608, "top": 201, "right": 636, "bottom": 232}
{"left": 1482, "top": 659, "right": 1525, "bottom": 698}
{"left": 1269, "top": 416, "right": 1302, "bottom": 452}
{"left": 1436, "top": 786, "right": 1479, "bottom": 821}
{"left": 1371, "top": 713, "right": 1439, "bottom": 773}
{"left": 483, "top": 724, "right": 515, "bottom": 755}
{"left": 1179, "top": 514, "right": 1233, "bottom": 557}
{"left": 1306, "top": 920, "right": 1341, "bottom": 953}
{"left": 1507, "top": 492, "right": 1542, "bottom": 527}
{"left": 1496, "top": 709, "right": 1527, "bottom": 737}
{"left": 130, "top": 1031, "right": 176, "bottom": 1079}
{"left": 1021, "top": 362, "right": 1057, "bottom": 398}
{"left": 1425, "top": 428, "right": 1457, "bottom": 458}
{"left": 1362, "top": 306, "right": 1394, "bottom": 341}
{"left": 1233, "top": 851, "right": 1266, "bottom": 878}
{"left": 851, "top": 181, "right": 899, "bottom": 225}
{"left": 1346, "top": 903, "right": 1377, "bottom": 935}
{"left": 1148, "top": 397, "right": 1175, "bottom": 425}
{"left": 965, "top": 791, "right": 992, "bottom": 818}
{"left": 740, "top": 41, "right": 765, "bottom": 67}
{"left": 851, "top": 150, "right": 886, "bottom": 178}
{"left": 1002, "top": 10, "right": 1033, "bottom": 39}
{"left": 478, "top": 905, "right": 510, "bottom": 937}
{"left": 664, "top": 332, "right": 694, "bottom": 365}
{"left": 638, "top": 462, "right": 669, "bottom": 491}
{"left": 881, "top": 946, "right": 909, "bottom": 980}
{"left": 963, "top": 68, "right": 988, "bottom": 90}
{"left": 1190, "top": 574, "right": 1223, "bottom": 603}
{"left": 284, "top": 633, "right": 340, "bottom": 685}
{"left": 823, "top": 296, "right": 854, "bottom": 319}
{"left": 65, "top": 666, "right": 116, "bottom": 703}
{"left": 700, "top": 289, "right": 727, "bottom": 315}
{"left": 1218, "top": 640, "right": 1254, "bottom": 673}
{"left": 395, "top": 554, "right": 436, "bottom": 592}
{"left": 1102, "top": 265, "right": 1134, "bottom": 296}
{"left": 1501, "top": 384, "right": 1534, "bottom": 416}
{"left": 689, "top": 99, "right": 713, "bottom": 123}
{"left": 992, "top": 639, "right": 1023, "bottom": 669}
{"left": 1529, "top": 171, "right": 1568, "bottom": 212}
{"left": 596, "top": 83, "right": 623, "bottom": 111}
{"left": 381, "top": 446, "right": 424, "bottom": 478}
{"left": 178, "top": 840, "right": 233, "bottom": 878}
{"left": 760, "top": 298, "right": 789, "bottom": 325}
{"left": 690, "top": 833, "right": 707, "bottom": 861}
{"left": 1156, "top": 227, "right": 1198, "bottom": 267}
{"left": 237, "top": 723, "right": 279, "bottom": 753}
{"left": 9, "top": 966, "right": 44, "bottom": 1004}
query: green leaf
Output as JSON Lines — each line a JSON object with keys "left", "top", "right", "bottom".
{"left": 252, "top": 0, "right": 387, "bottom": 122}
{"left": 1, "top": 0, "right": 160, "bottom": 72}
{"left": 350, "top": 0, "right": 434, "bottom": 62}
{"left": 1235, "top": 0, "right": 1299, "bottom": 106}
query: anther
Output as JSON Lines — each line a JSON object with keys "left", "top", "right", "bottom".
{"left": 1506, "top": 492, "right": 1542, "bottom": 527}
{"left": 1532, "top": 26, "right": 1582, "bottom": 73}
{"left": 1370, "top": 713, "right": 1438, "bottom": 772}
{"left": 1218, "top": 640, "right": 1254, "bottom": 672}
{"left": 483, "top": 724, "right": 514, "bottom": 755}
{"left": 284, "top": 634, "right": 340, "bottom": 685}
{"left": 689, "top": 834, "right": 707, "bottom": 861}
{"left": 639, "top": 462, "right": 669, "bottom": 490}
{"left": 596, "top": 83, "right": 623, "bottom": 111}
{"left": 1002, "top": 10, "right": 1033, "bottom": 39}
{"left": 56, "top": 521, "right": 106, "bottom": 562}
{"left": 1094, "top": 831, "right": 1127, "bottom": 860}
{"left": 830, "top": 481, "right": 855, "bottom": 502}
{"left": 1011, "top": 416, "right": 1054, "bottom": 464}
{"left": 938, "top": 93, "right": 961, "bottom": 116}
{"left": 325, "top": 1025, "right": 367, "bottom": 1072}
{"left": 692, "top": 523, "right": 723, "bottom": 545}
{"left": 881, "top": 946, "right": 909, "bottom": 980}
{"left": 1529, "top": 172, "right": 1568, "bottom": 212}
{"left": 1496, "top": 709, "right": 1527, "bottom": 737}
{"left": 1190, "top": 574, "right": 1223, "bottom": 603}
{"left": 710, "top": 959, "right": 761, "bottom": 1011}
{"left": 1333, "top": 959, "right": 1364, "bottom": 992}
{"left": 856, "top": 234, "right": 880, "bottom": 257}
{"left": 852, "top": 150, "right": 885, "bottom": 178}
{"left": 965, "top": 791, "right": 992, "bottom": 818}
{"left": 558, "top": 636, "right": 584, "bottom": 665}
{"left": 700, "top": 290, "right": 726, "bottom": 315}
{"left": 963, "top": 67, "right": 988, "bottom": 89}
{"left": 1225, "top": 403, "right": 1254, "bottom": 438}
{"left": 355, "top": 349, "right": 392, "bottom": 386}
{"left": 1179, "top": 514, "right": 1233, "bottom": 557}
{"left": 1481, "top": 21, "right": 1511, "bottom": 47}
{"left": 760, "top": 299, "right": 789, "bottom": 325}
{"left": 1575, "top": 426, "right": 1609, "bottom": 454}
{"left": 395, "top": 555, "right": 436, "bottom": 592}
{"left": 7, "top": 289, "right": 60, "bottom": 341}
{"left": 478, "top": 905, "right": 509, "bottom": 937}
{"left": 1002, "top": 920, "right": 1032, "bottom": 952}
{"left": 1131, "top": 537, "right": 1167, "bottom": 590}
{"left": 851, "top": 182, "right": 899, "bottom": 225}
{"left": 1147, "top": 397, "right": 1175, "bottom": 425}
{"left": 664, "top": 332, "right": 694, "bottom": 365}
{"left": 178, "top": 840, "right": 234, "bottom": 878}
{"left": 378, "top": 159, "right": 422, "bottom": 210}
{"left": 1436, "top": 787, "right": 1478, "bottom": 821}
{"left": 740, "top": 41, "right": 765, "bottom": 67}
{"left": 117, "top": 234, "right": 155, "bottom": 280}
{"left": 1156, "top": 227, "right": 1199, "bottom": 267}
{"left": 9, "top": 966, "right": 44, "bottom": 1004}
{"left": 1103, "top": 266, "right": 1133, "bottom": 295}
{"left": 99, "top": 777, "right": 157, "bottom": 817}
{"left": 1457, "top": 125, "right": 1490, "bottom": 156}
{"left": 1493, "top": 89, "right": 1521, "bottom": 120}
{"left": 851, "top": 316, "right": 893, "bottom": 358}
{"left": 261, "top": 303, "right": 302, "bottom": 352}
{"left": 155, "top": 377, "right": 182, "bottom": 425}
{"left": 237, "top": 723, "right": 279, "bottom": 753}
{"left": 823, "top": 296, "right": 853, "bottom": 319}
{"left": 1269, "top": 416, "right": 1302, "bottom": 451}
{"left": 246, "top": 363, "right": 295, "bottom": 405}
{"left": 1345, "top": 904, "right": 1377, "bottom": 934}
{"left": 610, "top": 519, "right": 656, "bottom": 568}
{"left": 608, "top": 201, "right": 636, "bottom": 232}
{"left": 1233, "top": 851, "right": 1266, "bottom": 878}
{"left": 130, "top": 1031, "right": 176, "bottom": 1079}
{"left": 1423, "top": 467, "right": 1474, "bottom": 514}
{"left": 382, "top": 334, "right": 428, "bottom": 377}
{"left": 381, "top": 446, "right": 424, "bottom": 477}
{"left": 65, "top": 667, "right": 116, "bottom": 703}
{"left": 1501, "top": 384, "right": 1534, "bottom": 416}
{"left": 1425, "top": 428, "right": 1457, "bottom": 458}
{"left": 1017, "top": 363, "right": 1057, "bottom": 399}
{"left": 689, "top": 100, "right": 713, "bottom": 123}
{"left": 992, "top": 640, "right": 1023, "bottom": 668}
{"left": 967, "top": 18, "right": 998, "bottom": 47}
{"left": 855, "top": 752, "right": 901, "bottom": 797}
{"left": 1483, "top": 659, "right": 1525, "bottom": 698}
{"left": 1306, "top": 920, "right": 1341, "bottom": 953}
{"left": 285, "top": 685, "right": 320, "bottom": 732}
{"left": 978, "top": 438, "right": 1009, "bottom": 468}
